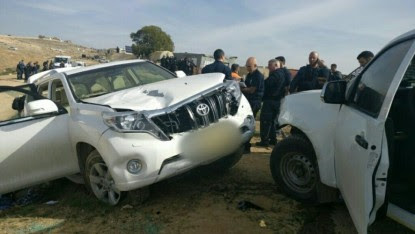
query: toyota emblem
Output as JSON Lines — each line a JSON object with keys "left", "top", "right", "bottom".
{"left": 196, "top": 103, "right": 210, "bottom": 116}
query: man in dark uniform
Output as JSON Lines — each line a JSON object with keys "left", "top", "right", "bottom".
{"left": 256, "top": 59, "right": 286, "bottom": 147}
{"left": 290, "top": 51, "right": 329, "bottom": 93}
{"left": 275, "top": 56, "right": 292, "bottom": 94}
{"left": 16, "top": 60, "right": 25, "bottom": 80}
{"left": 241, "top": 57, "right": 264, "bottom": 153}
{"left": 328, "top": 63, "right": 342, "bottom": 81}
{"left": 201, "top": 49, "right": 232, "bottom": 80}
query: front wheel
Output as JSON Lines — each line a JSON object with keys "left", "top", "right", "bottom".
{"left": 270, "top": 135, "right": 319, "bottom": 202}
{"left": 83, "top": 150, "right": 126, "bottom": 205}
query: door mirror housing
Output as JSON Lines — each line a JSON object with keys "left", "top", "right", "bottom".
{"left": 175, "top": 70, "right": 187, "bottom": 78}
{"left": 321, "top": 80, "right": 347, "bottom": 104}
{"left": 24, "top": 99, "right": 59, "bottom": 116}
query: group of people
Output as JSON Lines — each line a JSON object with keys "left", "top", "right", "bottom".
{"left": 160, "top": 56, "right": 196, "bottom": 75}
{"left": 202, "top": 48, "right": 374, "bottom": 152}
{"left": 16, "top": 60, "right": 65, "bottom": 81}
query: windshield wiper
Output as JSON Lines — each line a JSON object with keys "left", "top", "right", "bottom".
{"left": 82, "top": 92, "right": 110, "bottom": 99}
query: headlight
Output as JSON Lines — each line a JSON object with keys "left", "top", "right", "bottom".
{"left": 102, "top": 111, "right": 169, "bottom": 140}
{"left": 224, "top": 80, "right": 242, "bottom": 103}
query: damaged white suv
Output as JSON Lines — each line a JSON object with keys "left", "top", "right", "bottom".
{"left": 0, "top": 60, "right": 255, "bottom": 205}
{"left": 271, "top": 30, "right": 415, "bottom": 233}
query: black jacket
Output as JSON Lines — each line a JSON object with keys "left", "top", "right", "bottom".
{"left": 263, "top": 69, "right": 286, "bottom": 101}
{"left": 201, "top": 60, "right": 232, "bottom": 80}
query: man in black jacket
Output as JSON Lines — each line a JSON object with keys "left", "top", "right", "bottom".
{"left": 289, "top": 51, "right": 329, "bottom": 93}
{"left": 201, "top": 49, "right": 232, "bottom": 80}
{"left": 256, "top": 59, "right": 286, "bottom": 147}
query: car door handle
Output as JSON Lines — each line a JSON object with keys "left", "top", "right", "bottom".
{"left": 355, "top": 135, "right": 368, "bottom": 149}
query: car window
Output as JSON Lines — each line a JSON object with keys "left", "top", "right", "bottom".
{"left": 50, "top": 80, "right": 70, "bottom": 111}
{"left": 400, "top": 56, "right": 415, "bottom": 87}
{"left": 67, "top": 62, "right": 176, "bottom": 101}
{"left": 38, "top": 82, "right": 49, "bottom": 98}
{"left": 352, "top": 40, "right": 413, "bottom": 117}
{"left": 0, "top": 86, "right": 44, "bottom": 124}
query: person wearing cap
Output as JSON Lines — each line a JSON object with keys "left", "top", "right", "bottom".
{"left": 201, "top": 49, "right": 232, "bottom": 80}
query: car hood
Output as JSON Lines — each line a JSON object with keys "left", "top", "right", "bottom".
{"left": 83, "top": 73, "right": 225, "bottom": 111}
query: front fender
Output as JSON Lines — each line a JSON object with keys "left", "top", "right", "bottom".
{"left": 278, "top": 91, "right": 340, "bottom": 187}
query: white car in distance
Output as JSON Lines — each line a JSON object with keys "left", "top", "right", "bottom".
{"left": 0, "top": 60, "right": 255, "bottom": 205}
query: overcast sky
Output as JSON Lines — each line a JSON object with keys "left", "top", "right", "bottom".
{"left": 1, "top": 0, "right": 414, "bottom": 72}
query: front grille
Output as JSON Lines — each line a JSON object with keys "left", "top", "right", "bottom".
{"left": 151, "top": 89, "right": 237, "bottom": 136}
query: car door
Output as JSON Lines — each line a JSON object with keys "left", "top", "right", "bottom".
{"left": 334, "top": 39, "right": 415, "bottom": 233}
{"left": 0, "top": 84, "right": 76, "bottom": 194}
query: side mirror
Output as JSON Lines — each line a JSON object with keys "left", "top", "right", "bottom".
{"left": 24, "top": 99, "right": 59, "bottom": 116}
{"left": 175, "top": 70, "right": 186, "bottom": 78}
{"left": 321, "top": 80, "right": 347, "bottom": 104}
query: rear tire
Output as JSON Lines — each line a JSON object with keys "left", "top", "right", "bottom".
{"left": 83, "top": 150, "right": 126, "bottom": 205}
{"left": 270, "top": 135, "right": 319, "bottom": 202}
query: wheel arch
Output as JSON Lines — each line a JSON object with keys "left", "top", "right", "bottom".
{"left": 282, "top": 124, "right": 338, "bottom": 188}
{"left": 76, "top": 142, "right": 96, "bottom": 173}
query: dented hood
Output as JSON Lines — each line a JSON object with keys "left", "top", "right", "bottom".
{"left": 83, "top": 73, "right": 225, "bottom": 111}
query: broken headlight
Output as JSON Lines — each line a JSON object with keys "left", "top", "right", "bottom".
{"left": 102, "top": 111, "right": 169, "bottom": 140}
{"left": 224, "top": 80, "right": 242, "bottom": 115}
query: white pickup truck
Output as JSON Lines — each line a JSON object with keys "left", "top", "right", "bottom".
{"left": 271, "top": 29, "right": 415, "bottom": 233}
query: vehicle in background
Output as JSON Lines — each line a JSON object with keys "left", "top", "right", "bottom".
{"left": 53, "top": 55, "right": 72, "bottom": 68}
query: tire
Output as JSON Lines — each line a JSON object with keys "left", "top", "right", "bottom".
{"left": 270, "top": 135, "right": 320, "bottom": 203}
{"left": 209, "top": 146, "right": 244, "bottom": 172}
{"left": 83, "top": 150, "right": 126, "bottom": 205}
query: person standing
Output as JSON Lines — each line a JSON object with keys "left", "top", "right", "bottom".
{"left": 48, "top": 60, "right": 54, "bottom": 70}
{"left": 24, "top": 62, "right": 32, "bottom": 81}
{"left": 328, "top": 63, "right": 343, "bottom": 81}
{"left": 231, "top": 64, "right": 242, "bottom": 81}
{"left": 275, "top": 56, "right": 292, "bottom": 94}
{"left": 201, "top": 49, "right": 232, "bottom": 80}
{"left": 241, "top": 57, "right": 264, "bottom": 118}
{"left": 289, "top": 51, "right": 329, "bottom": 93}
{"left": 16, "top": 60, "right": 25, "bottom": 80}
{"left": 42, "top": 60, "right": 49, "bottom": 71}
{"left": 241, "top": 57, "right": 264, "bottom": 153}
{"left": 256, "top": 59, "right": 286, "bottom": 147}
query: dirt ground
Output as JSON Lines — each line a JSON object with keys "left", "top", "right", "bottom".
{"left": 0, "top": 75, "right": 413, "bottom": 234}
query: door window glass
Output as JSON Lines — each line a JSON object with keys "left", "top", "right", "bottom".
{"left": 50, "top": 80, "right": 69, "bottom": 111}
{"left": 352, "top": 40, "right": 413, "bottom": 117}
{"left": 38, "top": 82, "right": 49, "bottom": 98}
{"left": 0, "top": 86, "right": 43, "bottom": 123}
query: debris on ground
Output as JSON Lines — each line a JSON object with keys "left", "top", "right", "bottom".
{"left": 259, "top": 220, "right": 267, "bottom": 228}
{"left": 237, "top": 200, "right": 264, "bottom": 211}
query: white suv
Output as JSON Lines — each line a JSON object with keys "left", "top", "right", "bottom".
{"left": 271, "top": 30, "right": 415, "bottom": 233}
{"left": 0, "top": 60, "right": 255, "bottom": 205}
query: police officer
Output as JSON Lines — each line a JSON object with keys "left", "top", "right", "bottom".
{"left": 241, "top": 57, "right": 264, "bottom": 153}
{"left": 290, "top": 51, "right": 329, "bottom": 93}
{"left": 328, "top": 63, "right": 342, "bottom": 81}
{"left": 275, "top": 56, "right": 292, "bottom": 94}
{"left": 16, "top": 60, "right": 25, "bottom": 80}
{"left": 256, "top": 59, "right": 286, "bottom": 147}
{"left": 201, "top": 49, "right": 232, "bottom": 80}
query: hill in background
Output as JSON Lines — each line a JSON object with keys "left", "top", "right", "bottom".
{"left": 0, "top": 35, "right": 135, "bottom": 75}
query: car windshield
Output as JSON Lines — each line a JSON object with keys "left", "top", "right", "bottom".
{"left": 66, "top": 62, "right": 176, "bottom": 100}
{"left": 54, "top": 57, "right": 68, "bottom": 63}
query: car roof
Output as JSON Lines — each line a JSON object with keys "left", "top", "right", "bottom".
{"left": 382, "top": 29, "right": 415, "bottom": 51}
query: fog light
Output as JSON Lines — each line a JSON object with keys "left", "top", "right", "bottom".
{"left": 127, "top": 159, "right": 142, "bottom": 174}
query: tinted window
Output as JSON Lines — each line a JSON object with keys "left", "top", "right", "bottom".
{"left": 352, "top": 40, "right": 413, "bottom": 117}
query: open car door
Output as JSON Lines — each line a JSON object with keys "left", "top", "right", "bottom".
{"left": 333, "top": 39, "right": 415, "bottom": 233}
{"left": 0, "top": 84, "right": 76, "bottom": 194}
